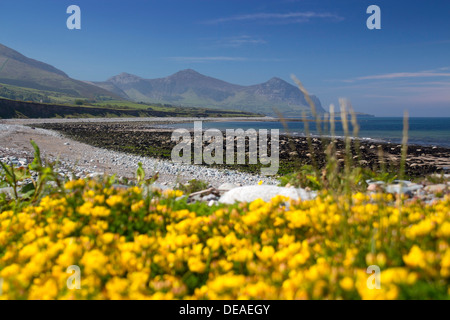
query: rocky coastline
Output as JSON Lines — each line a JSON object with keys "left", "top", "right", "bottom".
{"left": 1, "top": 118, "right": 449, "bottom": 205}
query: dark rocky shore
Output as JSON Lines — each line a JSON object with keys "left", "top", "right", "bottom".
{"left": 31, "top": 121, "right": 450, "bottom": 178}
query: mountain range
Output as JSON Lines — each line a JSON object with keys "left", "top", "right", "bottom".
{"left": 93, "top": 70, "right": 325, "bottom": 116}
{"left": 0, "top": 43, "right": 325, "bottom": 116}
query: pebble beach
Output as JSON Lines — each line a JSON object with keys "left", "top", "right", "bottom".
{"left": 0, "top": 118, "right": 279, "bottom": 188}
{"left": 1, "top": 117, "right": 449, "bottom": 204}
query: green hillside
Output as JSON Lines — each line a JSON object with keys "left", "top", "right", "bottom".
{"left": 0, "top": 43, "right": 120, "bottom": 101}
{"left": 0, "top": 97, "right": 261, "bottom": 119}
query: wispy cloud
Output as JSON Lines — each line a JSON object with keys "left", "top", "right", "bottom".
{"left": 332, "top": 75, "right": 450, "bottom": 106}
{"left": 166, "top": 56, "right": 247, "bottom": 63}
{"left": 337, "top": 69, "right": 450, "bottom": 83}
{"left": 215, "top": 35, "right": 267, "bottom": 48}
{"left": 424, "top": 39, "right": 450, "bottom": 45}
{"left": 166, "top": 56, "right": 285, "bottom": 63}
{"left": 356, "top": 72, "right": 450, "bottom": 81}
{"left": 204, "top": 12, "right": 344, "bottom": 25}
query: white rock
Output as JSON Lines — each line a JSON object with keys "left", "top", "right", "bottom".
{"left": 150, "top": 183, "right": 171, "bottom": 191}
{"left": 218, "top": 183, "right": 238, "bottom": 191}
{"left": 424, "top": 184, "right": 447, "bottom": 193}
{"left": 87, "top": 172, "right": 104, "bottom": 179}
{"left": 219, "top": 185, "right": 316, "bottom": 204}
{"left": 385, "top": 184, "right": 423, "bottom": 194}
{"left": 208, "top": 200, "right": 216, "bottom": 207}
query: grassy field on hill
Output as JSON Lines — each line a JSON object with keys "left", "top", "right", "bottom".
{"left": 0, "top": 96, "right": 260, "bottom": 119}
{"left": 0, "top": 82, "right": 262, "bottom": 119}
{"left": 0, "top": 83, "right": 82, "bottom": 105}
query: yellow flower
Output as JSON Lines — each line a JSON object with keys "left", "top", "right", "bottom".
{"left": 208, "top": 274, "right": 246, "bottom": 293}
{"left": 340, "top": 277, "right": 354, "bottom": 291}
{"left": 106, "top": 195, "right": 123, "bottom": 207}
{"left": 106, "top": 277, "right": 129, "bottom": 299}
{"left": 102, "top": 233, "right": 115, "bottom": 244}
{"left": 403, "top": 245, "right": 426, "bottom": 269}
{"left": 92, "top": 206, "right": 111, "bottom": 217}
{"left": 1, "top": 170, "right": 449, "bottom": 300}
{"left": 28, "top": 279, "right": 58, "bottom": 300}
{"left": 1, "top": 264, "right": 20, "bottom": 278}
{"left": 256, "top": 246, "right": 275, "bottom": 261}
{"left": 406, "top": 219, "right": 435, "bottom": 239}
{"left": 163, "top": 189, "right": 183, "bottom": 198}
{"left": 441, "top": 249, "right": 450, "bottom": 269}
{"left": 61, "top": 219, "right": 78, "bottom": 236}
{"left": 188, "top": 258, "right": 206, "bottom": 273}
{"left": 64, "top": 179, "right": 85, "bottom": 189}
{"left": 78, "top": 202, "right": 93, "bottom": 216}
{"left": 131, "top": 200, "right": 145, "bottom": 213}
{"left": 81, "top": 250, "right": 108, "bottom": 275}
{"left": 438, "top": 222, "right": 450, "bottom": 238}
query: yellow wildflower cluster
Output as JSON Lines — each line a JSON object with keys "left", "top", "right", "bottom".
{"left": 0, "top": 179, "right": 449, "bottom": 300}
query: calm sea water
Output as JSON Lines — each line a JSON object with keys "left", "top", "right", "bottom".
{"left": 157, "top": 117, "right": 450, "bottom": 148}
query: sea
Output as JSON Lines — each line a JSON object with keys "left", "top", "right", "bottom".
{"left": 156, "top": 117, "right": 450, "bottom": 148}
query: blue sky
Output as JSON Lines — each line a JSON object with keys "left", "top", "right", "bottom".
{"left": 1, "top": 0, "right": 449, "bottom": 116}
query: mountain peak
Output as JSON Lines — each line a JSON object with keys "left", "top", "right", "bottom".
{"left": 266, "top": 77, "right": 286, "bottom": 84}
{"left": 118, "top": 72, "right": 134, "bottom": 76}
{"left": 108, "top": 72, "right": 143, "bottom": 84}
{"left": 178, "top": 69, "right": 200, "bottom": 75}
{"left": 171, "top": 69, "right": 204, "bottom": 79}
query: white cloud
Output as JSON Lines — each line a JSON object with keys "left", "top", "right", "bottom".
{"left": 204, "top": 12, "right": 344, "bottom": 25}
{"left": 356, "top": 72, "right": 450, "bottom": 81}
{"left": 216, "top": 35, "right": 267, "bottom": 47}
{"left": 166, "top": 56, "right": 285, "bottom": 63}
{"left": 333, "top": 68, "right": 450, "bottom": 83}
{"left": 166, "top": 56, "right": 247, "bottom": 63}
